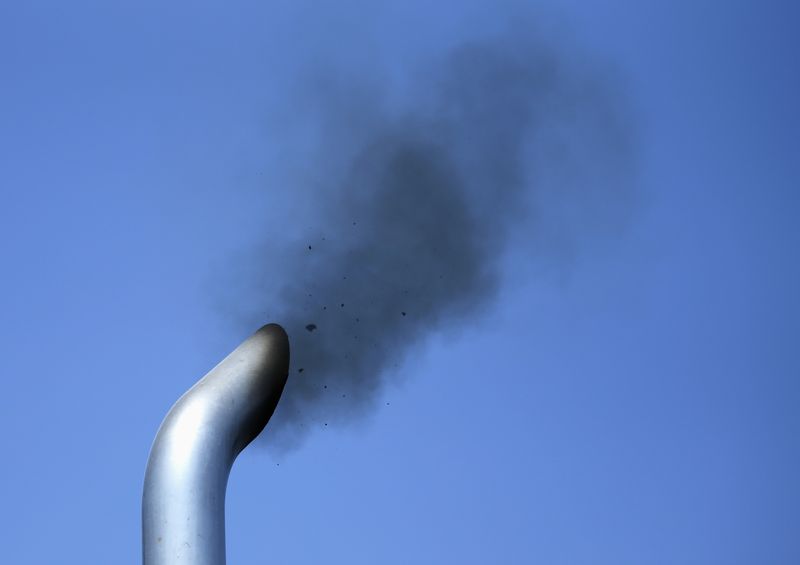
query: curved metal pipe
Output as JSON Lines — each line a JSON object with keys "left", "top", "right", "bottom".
{"left": 142, "top": 324, "right": 290, "bottom": 565}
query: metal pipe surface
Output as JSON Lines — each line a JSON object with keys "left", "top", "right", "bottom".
{"left": 142, "top": 324, "right": 290, "bottom": 565}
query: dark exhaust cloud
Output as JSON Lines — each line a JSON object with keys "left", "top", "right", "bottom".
{"left": 234, "top": 27, "right": 635, "bottom": 448}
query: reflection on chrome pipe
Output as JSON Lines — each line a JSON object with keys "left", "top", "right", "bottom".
{"left": 142, "top": 324, "right": 290, "bottom": 565}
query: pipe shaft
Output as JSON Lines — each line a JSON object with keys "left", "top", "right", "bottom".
{"left": 142, "top": 324, "right": 289, "bottom": 565}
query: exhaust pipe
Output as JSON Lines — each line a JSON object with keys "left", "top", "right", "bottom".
{"left": 142, "top": 324, "right": 290, "bottom": 565}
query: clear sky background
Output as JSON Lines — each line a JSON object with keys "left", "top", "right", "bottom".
{"left": 1, "top": 1, "right": 798, "bottom": 564}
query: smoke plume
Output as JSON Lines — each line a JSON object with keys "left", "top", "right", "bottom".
{"left": 236, "top": 28, "right": 635, "bottom": 448}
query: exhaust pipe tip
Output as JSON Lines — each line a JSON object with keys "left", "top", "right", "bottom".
{"left": 143, "top": 323, "right": 290, "bottom": 565}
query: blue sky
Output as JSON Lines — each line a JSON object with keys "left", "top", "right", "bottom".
{"left": 1, "top": 1, "right": 798, "bottom": 564}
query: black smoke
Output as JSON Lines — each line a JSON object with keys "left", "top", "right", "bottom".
{"left": 236, "top": 29, "right": 635, "bottom": 448}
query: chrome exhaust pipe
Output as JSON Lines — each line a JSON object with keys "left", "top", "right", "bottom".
{"left": 142, "top": 324, "right": 290, "bottom": 565}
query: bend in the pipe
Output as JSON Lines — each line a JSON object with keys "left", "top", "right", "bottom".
{"left": 142, "top": 324, "right": 289, "bottom": 565}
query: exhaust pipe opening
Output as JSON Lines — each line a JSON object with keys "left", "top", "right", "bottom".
{"left": 142, "top": 324, "right": 290, "bottom": 565}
